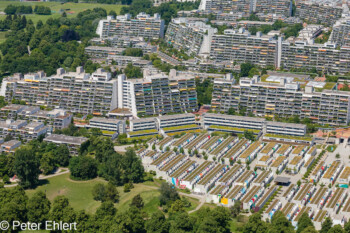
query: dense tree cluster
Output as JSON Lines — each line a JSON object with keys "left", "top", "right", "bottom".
{"left": 124, "top": 63, "right": 143, "bottom": 78}
{"left": 33, "top": 6, "right": 51, "bottom": 15}
{"left": 0, "top": 8, "right": 107, "bottom": 76}
{"left": 10, "top": 139, "right": 71, "bottom": 188}
{"left": 196, "top": 78, "right": 213, "bottom": 105}
{"left": 4, "top": 5, "right": 32, "bottom": 15}
{"left": 122, "top": 48, "right": 143, "bottom": 57}
{"left": 69, "top": 136, "right": 144, "bottom": 186}
{"left": 0, "top": 15, "right": 28, "bottom": 32}
{"left": 121, "top": 0, "right": 200, "bottom": 25}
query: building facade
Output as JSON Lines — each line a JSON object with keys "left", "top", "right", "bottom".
{"left": 117, "top": 69, "right": 197, "bottom": 117}
{"left": 1, "top": 68, "right": 118, "bottom": 116}
{"left": 211, "top": 76, "right": 350, "bottom": 126}
{"left": 96, "top": 13, "right": 165, "bottom": 39}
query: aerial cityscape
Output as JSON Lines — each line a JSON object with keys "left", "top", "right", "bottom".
{"left": 0, "top": 0, "right": 350, "bottom": 232}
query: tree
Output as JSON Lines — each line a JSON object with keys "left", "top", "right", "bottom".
{"left": 328, "top": 225, "right": 345, "bottom": 233}
{"left": 301, "top": 226, "right": 318, "bottom": 233}
{"left": 105, "top": 182, "right": 119, "bottom": 203}
{"left": 14, "top": 147, "right": 40, "bottom": 188}
{"left": 50, "top": 196, "right": 76, "bottom": 224}
{"left": 169, "top": 199, "right": 185, "bottom": 214}
{"left": 130, "top": 194, "right": 144, "bottom": 209}
{"left": 54, "top": 144, "right": 70, "bottom": 167}
{"left": 344, "top": 221, "right": 350, "bottom": 233}
{"left": 169, "top": 212, "right": 193, "bottom": 233}
{"left": 230, "top": 200, "right": 241, "bottom": 218}
{"left": 2, "top": 174, "right": 10, "bottom": 184}
{"left": 270, "top": 211, "right": 294, "bottom": 233}
{"left": 320, "top": 217, "right": 333, "bottom": 233}
{"left": 228, "top": 107, "right": 236, "bottom": 115}
{"left": 244, "top": 130, "right": 255, "bottom": 141}
{"left": 69, "top": 156, "right": 97, "bottom": 180}
{"left": 40, "top": 152, "right": 56, "bottom": 175}
{"left": 159, "top": 182, "right": 180, "bottom": 206}
{"left": 27, "top": 191, "right": 51, "bottom": 224}
{"left": 92, "top": 183, "right": 106, "bottom": 202}
{"left": 243, "top": 213, "right": 268, "bottom": 233}
{"left": 297, "top": 213, "right": 314, "bottom": 233}
{"left": 145, "top": 211, "right": 170, "bottom": 233}
{"left": 240, "top": 63, "right": 255, "bottom": 77}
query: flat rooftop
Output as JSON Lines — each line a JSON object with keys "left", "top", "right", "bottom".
{"left": 44, "top": 134, "right": 88, "bottom": 145}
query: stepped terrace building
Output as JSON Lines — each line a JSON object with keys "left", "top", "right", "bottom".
{"left": 200, "top": 0, "right": 291, "bottom": 16}
{"left": 210, "top": 28, "right": 278, "bottom": 68}
{"left": 330, "top": 18, "right": 350, "bottom": 47}
{"left": 211, "top": 75, "right": 350, "bottom": 126}
{"left": 117, "top": 69, "right": 197, "bottom": 117}
{"left": 295, "top": 1, "right": 343, "bottom": 26}
{"left": 0, "top": 67, "right": 118, "bottom": 116}
{"left": 280, "top": 41, "right": 350, "bottom": 74}
{"left": 165, "top": 17, "right": 217, "bottom": 56}
{"left": 96, "top": 13, "right": 165, "bottom": 40}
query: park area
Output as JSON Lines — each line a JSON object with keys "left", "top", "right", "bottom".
{"left": 0, "top": 1, "right": 124, "bottom": 42}
{"left": 25, "top": 172, "right": 199, "bottom": 215}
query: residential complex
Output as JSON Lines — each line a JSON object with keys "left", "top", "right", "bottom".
{"left": 96, "top": 13, "right": 165, "bottom": 39}
{"left": 0, "top": 67, "right": 118, "bottom": 116}
{"left": 117, "top": 69, "right": 197, "bottom": 117}
{"left": 295, "top": 1, "right": 343, "bottom": 26}
{"left": 210, "top": 75, "right": 350, "bottom": 126}
{"left": 330, "top": 18, "right": 350, "bottom": 47}
{"left": 165, "top": 17, "right": 217, "bottom": 56}
{"left": 199, "top": 0, "right": 292, "bottom": 16}
{"left": 44, "top": 134, "right": 88, "bottom": 155}
{"left": 210, "top": 29, "right": 278, "bottom": 68}
{"left": 203, "top": 113, "right": 306, "bottom": 136}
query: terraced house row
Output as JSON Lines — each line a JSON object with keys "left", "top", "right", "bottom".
{"left": 210, "top": 75, "right": 350, "bottom": 126}
{"left": 96, "top": 13, "right": 165, "bottom": 39}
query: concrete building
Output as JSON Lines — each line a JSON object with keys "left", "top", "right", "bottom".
{"left": 295, "top": 1, "right": 343, "bottom": 26}
{"left": 165, "top": 17, "right": 217, "bottom": 56}
{"left": 43, "top": 134, "right": 88, "bottom": 155}
{"left": 130, "top": 117, "right": 157, "bottom": 132}
{"left": 87, "top": 117, "right": 125, "bottom": 136}
{"left": 0, "top": 119, "right": 49, "bottom": 142}
{"left": 1, "top": 67, "right": 118, "bottom": 116}
{"left": 117, "top": 69, "right": 197, "bottom": 117}
{"left": 330, "top": 18, "right": 350, "bottom": 47}
{"left": 0, "top": 140, "right": 21, "bottom": 153}
{"left": 96, "top": 13, "right": 165, "bottom": 39}
{"left": 210, "top": 28, "right": 278, "bottom": 68}
{"left": 211, "top": 75, "right": 350, "bottom": 126}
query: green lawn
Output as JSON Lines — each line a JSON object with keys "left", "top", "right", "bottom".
{"left": 26, "top": 173, "right": 107, "bottom": 214}
{"left": 25, "top": 173, "right": 200, "bottom": 215}
{"left": 0, "top": 1, "right": 124, "bottom": 24}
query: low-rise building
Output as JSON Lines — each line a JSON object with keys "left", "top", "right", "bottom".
{"left": 43, "top": 134, "right": 88, "bottom": 155}
{"left": 0, "top": 140, "right": 21, "bottom": 153}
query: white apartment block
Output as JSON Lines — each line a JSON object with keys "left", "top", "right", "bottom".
{"left": 1, "top": 67, "right": 118, "bottom": 116}
{"left": 165, "top": 17, "right": 217, "bottom": 56}
{"left": 157, "top": 113, "right": 196, "bottom": 129}
{"left": 88, "top": 117, "right": 125, "bottom": 134}
{"left": 117, "top": 69, "right": 197, "bottom": 117}
{"left": 96, "top": 13, "right": 165, "bottom": 39}
{"left": 211, "top": 75, "right": 350, "bottom": 126}
{"left": 130, "top": 117, "right": 157, "bottom": 131}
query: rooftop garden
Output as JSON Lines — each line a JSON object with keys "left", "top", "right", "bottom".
{"left": 128, "top": 129, "right": 158, "bottom": 136}
{"left": 264, "top": 133, "right": 313, "bottom": 142}
{"left": 209, "top": 125, "right": 260, "bottom": 134}
{"left": 163, "top": 124, "right": 200, "bottom": 132}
